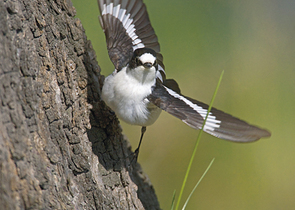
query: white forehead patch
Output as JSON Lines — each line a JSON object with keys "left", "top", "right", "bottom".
{"left": 139, "top": 53, "right": 156, "bottom": 64}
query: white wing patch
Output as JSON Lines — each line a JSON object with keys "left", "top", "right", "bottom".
{"left": 102, "top": 3, "right": 145, "bottom": 51}
{"left": 156, "top": 64, "right": 165, "bottom": 82}
{"left": 164, "top": 87, "right": 221, "bottom": 131}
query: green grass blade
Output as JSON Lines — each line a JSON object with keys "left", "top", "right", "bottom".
{"left": 181, "top": 158, "right": 215, "bottom": 210}
{"left": 174, "top": 70, "right": 224, "bottom": 210}
{"left": 170, "top": 190, "right": 177, "bottom": 210}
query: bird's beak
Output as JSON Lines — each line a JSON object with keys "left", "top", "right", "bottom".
{"left": 143, "top": 62, "right": 152, "bottom": 68}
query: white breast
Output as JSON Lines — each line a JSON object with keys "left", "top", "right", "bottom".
{"left": 101, "top": 67, "right": 161, "bottom": 126}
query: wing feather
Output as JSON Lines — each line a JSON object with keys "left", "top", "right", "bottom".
{"left": 148, "top": 82, "right": 271, "bottom": 142}
{"left": 98, "top": 0, "right": 161, "bottom": 70}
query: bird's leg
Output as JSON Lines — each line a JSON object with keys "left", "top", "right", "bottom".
{"left": 135, "top": 126, "right": 146, "bottom": 156}
{"left": 130, "top": 126, "right": 146, "bottom": 163}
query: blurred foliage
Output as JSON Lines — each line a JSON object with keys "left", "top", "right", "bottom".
{"left": 72, "top": 0, "right": 295, "bottom": 209}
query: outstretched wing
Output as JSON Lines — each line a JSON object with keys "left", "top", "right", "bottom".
{"left": 148, "top": 81, "right": 271, "bottom": 142}
{"left": 98, "top": 0, "right": 163, "bottom": 72}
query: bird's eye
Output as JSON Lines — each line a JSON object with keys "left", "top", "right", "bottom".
{"left": 135, "top": 57, "right": 143, "bottom": 66}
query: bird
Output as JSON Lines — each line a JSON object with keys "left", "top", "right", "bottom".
{"left": 97, "top": 0, "right": 271, "bottom": 161}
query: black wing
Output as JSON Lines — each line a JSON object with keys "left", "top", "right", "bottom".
{"left": 98, "top": 0, "right": 163, "bottom": 72}
{"left": 148, "top": 81, "right": 271, "bottom": 142}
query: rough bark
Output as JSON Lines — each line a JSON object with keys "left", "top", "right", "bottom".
{"left": 0, "top": 0, "right": 160, "bottom": 209}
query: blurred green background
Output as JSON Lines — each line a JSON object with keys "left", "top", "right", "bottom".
{"left": 72, "top": 0, "right": 295, "bottom": 209}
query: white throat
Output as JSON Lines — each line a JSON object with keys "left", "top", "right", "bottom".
{"left": 127, "top": 65, "right": 156, "bottom": 85}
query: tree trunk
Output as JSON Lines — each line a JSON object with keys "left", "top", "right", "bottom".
{"left": 0, "top": 0, "right": 160, "bottom": 209}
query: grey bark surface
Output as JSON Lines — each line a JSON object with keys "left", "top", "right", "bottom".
{"left": 0, "top": 0, "right": 160, "bottom": 209}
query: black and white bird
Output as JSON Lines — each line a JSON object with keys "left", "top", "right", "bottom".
{"left": 97, "top": 0, "right": 271, "bottom": 159}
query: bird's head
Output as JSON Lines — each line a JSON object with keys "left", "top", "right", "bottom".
{"left": 129, "top": 48, "right": 157, "bottom": 69}
{"left": 128, "top": 48, "right": 158, "bottom": 83}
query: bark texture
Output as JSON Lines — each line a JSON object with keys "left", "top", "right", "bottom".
{"left": 0, "top": 0, "right": 160, "bottom": 209}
